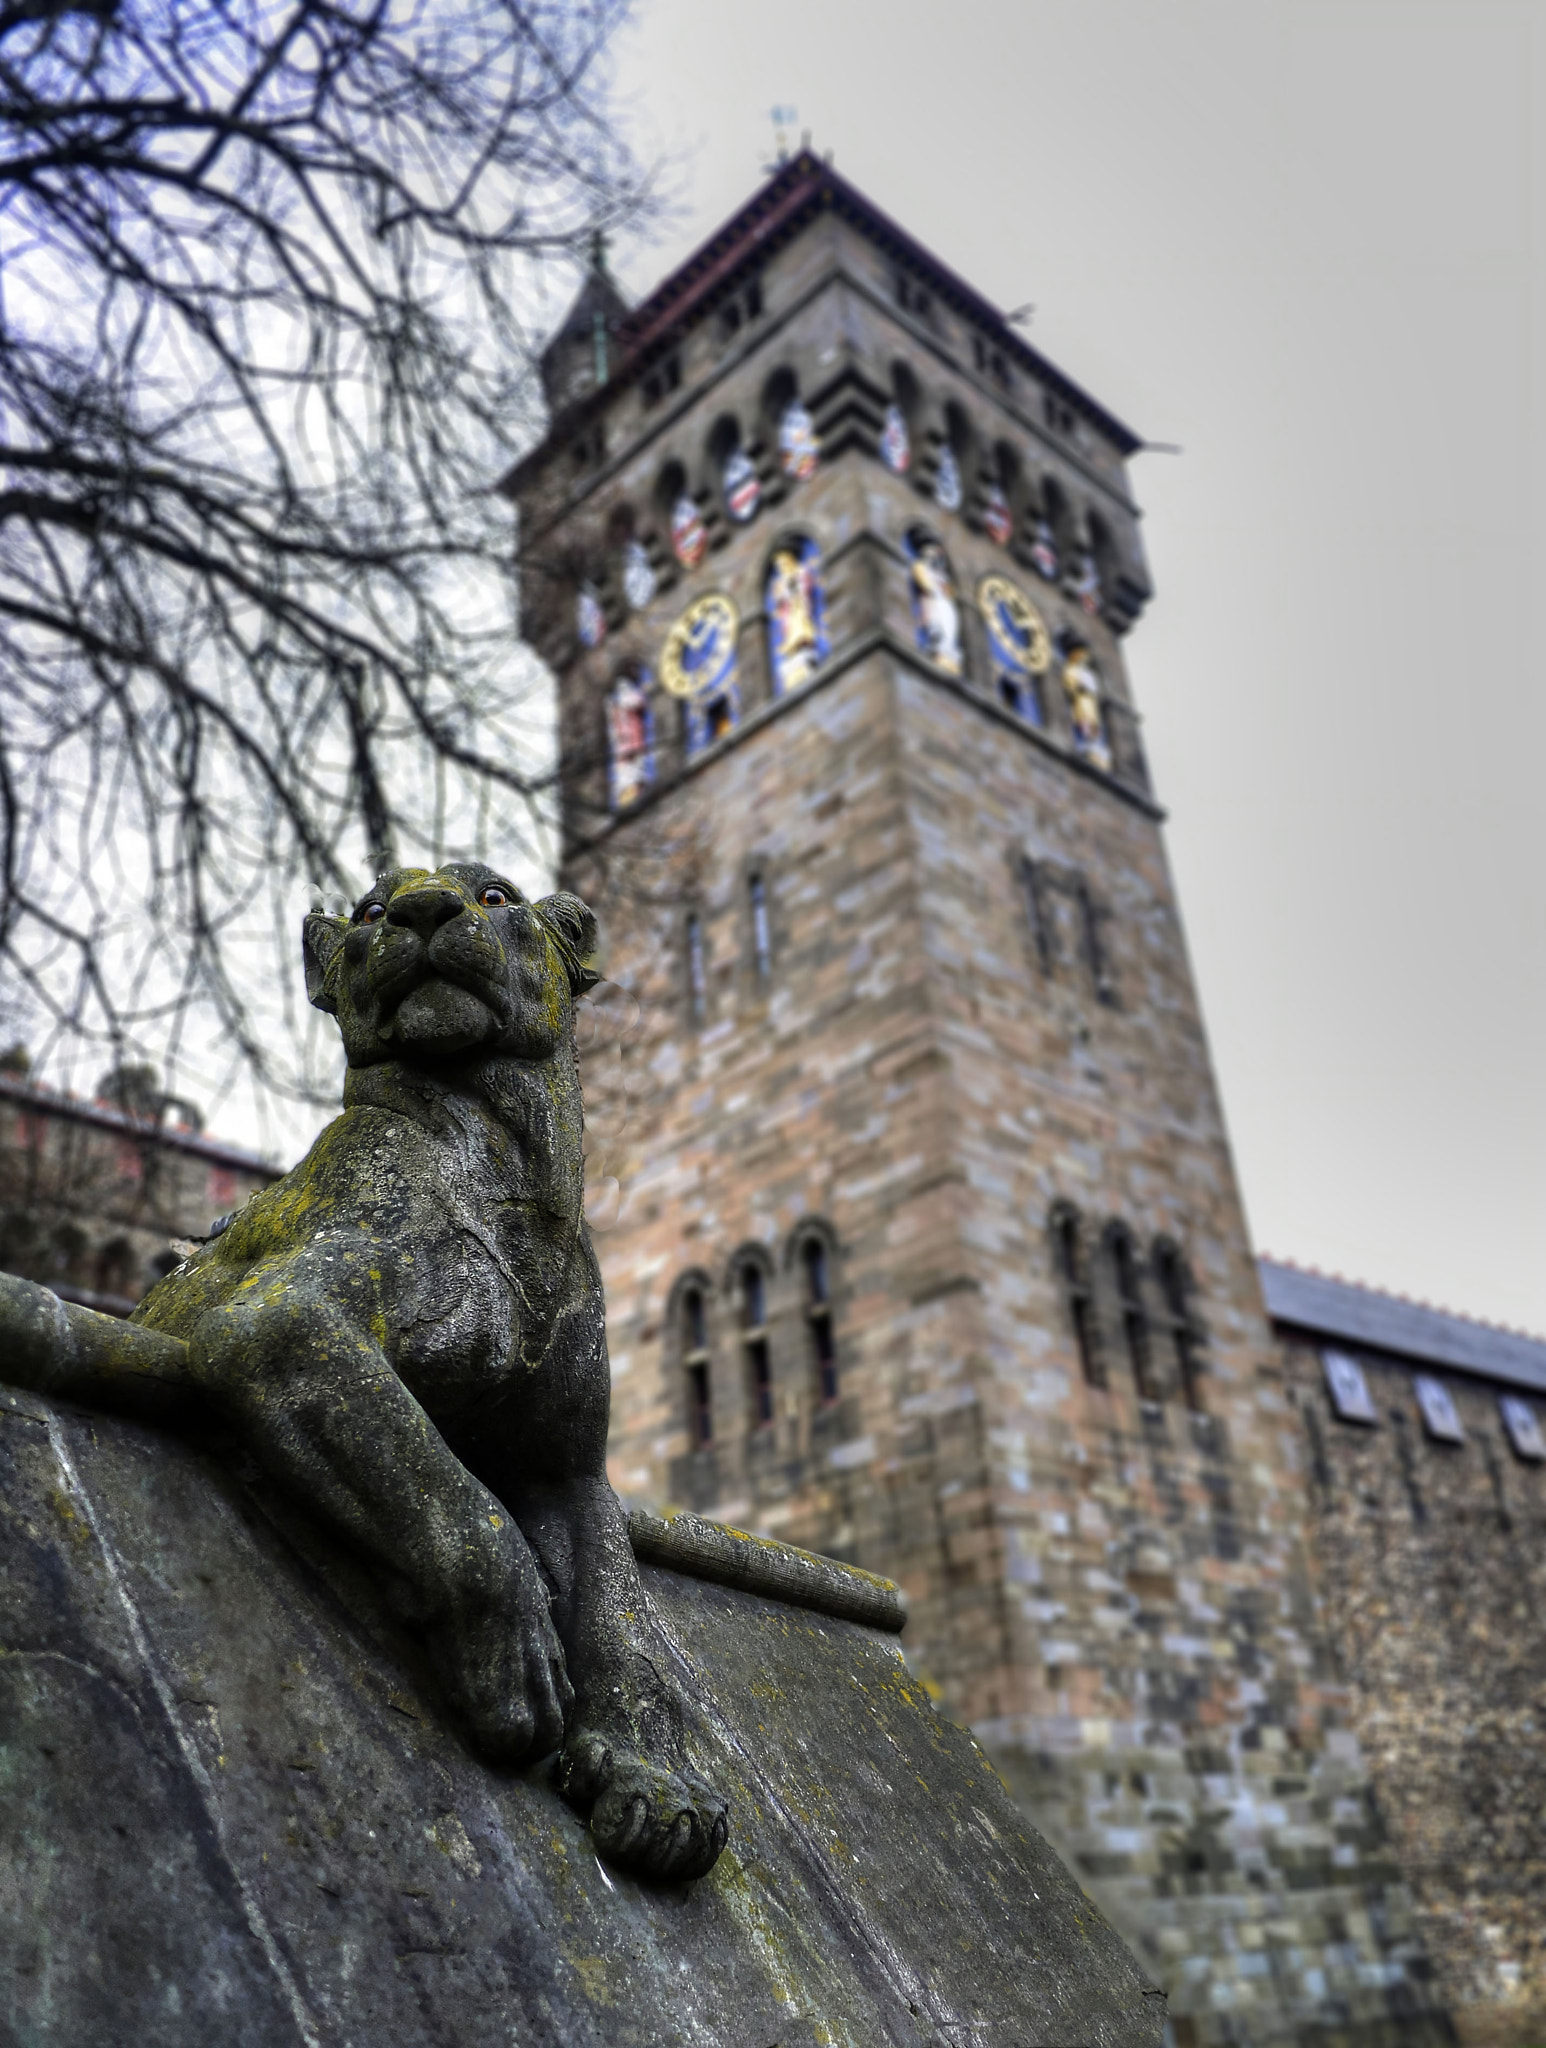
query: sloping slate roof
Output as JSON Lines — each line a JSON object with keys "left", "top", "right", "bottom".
{"left": 1259, "top": 1257, "right": 1546, "bottom": 1397}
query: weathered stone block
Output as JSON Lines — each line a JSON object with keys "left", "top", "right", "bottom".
{"left": 0, "top": 1387, "right": 1163, "bottom": 2046}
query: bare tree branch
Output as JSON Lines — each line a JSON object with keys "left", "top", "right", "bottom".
{"left": 0, "top": 0, "right": 646, "bottom": 1132}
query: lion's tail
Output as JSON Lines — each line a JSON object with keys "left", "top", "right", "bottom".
{"left": 0, "top": 1271, "right": 192, "bottom": 1419}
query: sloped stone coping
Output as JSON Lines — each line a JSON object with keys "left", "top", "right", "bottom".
{"left": 627, "top": 1507, "right": 907, "bottom": 1632}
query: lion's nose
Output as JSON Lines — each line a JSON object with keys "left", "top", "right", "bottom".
{"left": 385, "top": 886, "right": 466, "bottom": 939}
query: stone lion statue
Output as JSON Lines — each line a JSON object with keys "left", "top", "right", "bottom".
{"left": 0, "top": 863, "right": 728, "bottom": 1882}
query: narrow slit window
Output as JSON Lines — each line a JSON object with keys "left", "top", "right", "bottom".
{"left": 1020, "top": 856, "right": 1052, "bottom": 972}
{"left": 1078, "top": 879, "right": 1116, "bottom": 1006}
{"left": 687, "top": 913, "right": 707, "bottom": 1023}
{"left": 802, "top": 1237, "right": 837, "bottom": 1403}
{"left": 682, "top": 1285, "right": 712, "bottom": 1446}
{"left": 750, "top": 874, "right": 771, "bottom": 978}
{"left": 1154, "top": 1242, "right": 1205, "bottom": 1411}
{"left": 740, "top": 1262, "right": 774, "bottom": 1429}
{"left": 1109, "top": 1229, "right": 1156, "bottom": 1401}
{"left": 1052, "top": 1207, "right": 1102, "bottom": 1387}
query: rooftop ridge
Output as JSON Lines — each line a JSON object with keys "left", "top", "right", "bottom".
{"left": 1258, "top": 1252, "right": 1546, "bottom": 1397}
{"left": 0, "top": 1068, "right": 278, "bottom": 1178}
{"left": 1259, "top": 1251, "right": 1546, "bottom": 1348}
{"left": 506, "top": 150, "right": 1142, "bottom": 495}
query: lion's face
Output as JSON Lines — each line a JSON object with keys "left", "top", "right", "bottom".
{"left": 302, "top": 864, "right": 598, "bottom": 1068}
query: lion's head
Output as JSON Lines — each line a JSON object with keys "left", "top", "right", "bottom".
{"left": 302, "top": 864, "right": 599, "bottom": 1068}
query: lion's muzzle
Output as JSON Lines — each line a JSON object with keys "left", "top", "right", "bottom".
{"left": 369, "top": 887, "right": 513, "bottom": 1051}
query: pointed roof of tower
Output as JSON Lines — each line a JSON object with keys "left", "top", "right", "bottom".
{"left": 617, "top": 152, "right": 1139, "bottom": 452}
{"left": 538, "top": 231, "right": 631, "bottom": 412}
{"left": 505, "top": 153, "right": 1141, "bottom": 494}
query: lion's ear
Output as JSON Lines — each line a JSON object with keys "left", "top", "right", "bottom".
{"left": 536, "top": 891, "right": 602, "bottom": 997}
{"left": 302, "top": 912, "right": 348, "bottom": 1015}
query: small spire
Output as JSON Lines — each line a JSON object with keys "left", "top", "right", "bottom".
{"left": 770, "top": 105, "right": 797, "bottom": 168}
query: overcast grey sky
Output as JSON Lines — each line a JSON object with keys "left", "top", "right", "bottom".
{"left": 606, "top": 0, "right": 1546, "bottom": 1330}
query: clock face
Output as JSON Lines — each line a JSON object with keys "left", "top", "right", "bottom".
{"left": 977, "top": 574, "right": 1051, "bottom": 676}
{"left": 660, "top": 592, "right": 740, "bottom": 700}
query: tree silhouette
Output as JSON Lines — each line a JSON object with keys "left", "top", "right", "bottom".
{"left": 0, "top": 0, "right": 643, "bottom": 1128}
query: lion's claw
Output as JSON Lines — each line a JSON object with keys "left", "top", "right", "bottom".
{"left": 559, "top": 1727, "right": 728, "bottom": 1881}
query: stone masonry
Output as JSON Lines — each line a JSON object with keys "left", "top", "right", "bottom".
{"left": 506, "top": 156, "right": 1461, "bottom": 2045}
{"left": 1269, "top": 1276, "right": 1546, "bottom": 2048}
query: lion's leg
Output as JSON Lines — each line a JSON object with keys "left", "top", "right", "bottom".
{"left": 0, "top": 1270, "right": 195, "bottom": 1420}
{"left": 189, "top": 1268, "right": 573, "bottom": 1761}
{"left": 516, "top": 1472, "right": 728, "bottom": 1882}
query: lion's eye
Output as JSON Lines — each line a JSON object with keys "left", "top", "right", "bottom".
{"left": 360, "top": 902, "right": 387, "bottom": 924}
{"left": 479, "top": 887, "right": 509, "bottom": 908}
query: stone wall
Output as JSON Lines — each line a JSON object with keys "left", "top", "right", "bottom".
{"left": 0, "top": 1382, "right": 1164, "bottom": 2047}
{"left": 0, "top": 1070, "right": 276, "bottom": 1314}
{"left": 1283, "top": 1335, "right": 1546, "bottom": 2047}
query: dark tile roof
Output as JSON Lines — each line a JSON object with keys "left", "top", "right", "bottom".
{"left": 1259, "top": 1256, "right": 1546, "bottom": 1397}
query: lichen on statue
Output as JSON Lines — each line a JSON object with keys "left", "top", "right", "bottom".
{"left": 0, "top": 862, "right": 728, "bottom": 1884}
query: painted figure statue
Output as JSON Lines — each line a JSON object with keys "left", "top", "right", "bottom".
{"left": 907, "top": 533, "right": 963, "bottom": 676}
{"left": 1062, "top": 644, "right": 1113, "bottom": 772}
{"left": 0, "top": 867, "right": 729, "bottom": 1883}
{"left": 765, "top": 539, "right": 828, "bottom": 694}
{"left": 606, "top": 669, "right": 655, "bottom": 810}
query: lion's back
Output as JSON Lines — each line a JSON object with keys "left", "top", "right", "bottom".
{"left": 134, "top": 1106, "right": 445, "bottom": 1337}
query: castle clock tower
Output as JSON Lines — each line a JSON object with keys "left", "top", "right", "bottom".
{"left": 504, "top": 158, "right": 1447, "bottom": 2048}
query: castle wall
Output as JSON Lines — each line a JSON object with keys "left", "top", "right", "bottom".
{"left": 1282, "top": 1335, "right": 1546, "bottom": 2048}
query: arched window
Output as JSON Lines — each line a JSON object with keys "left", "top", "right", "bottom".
{"left": 736, "top": 1254, "right": 774, "bottom": 1429}
{"left": 605, "top": 666, "right": 655, "bottom": 812}
{"left": 789, "top": 1223, "right": 839, "bottom": 1405}
{"left": 765, "top": 536, "right": 829, "bottom": 695}
{"left": 1050, "top": 1203, "right": 1101, "bottom": 1387}
{"left": 1085, "top": 509, "right": 1117, "bottom": 618}
{"left": 1029, "top": 477, "right": 1066, "bottom": 583}
{"left": 983, "top": 442, "right": 1019, "bottom": 547}
{"left": 1152, "top": 1238, "right": 1205, "bottom": 1411}
{"left": 881, "top": 362, "right": 917, "bottom": 475}
{"left": 680, "top": 1281, "right": 713, "bottom": 1447}
{"left": 711, "top": 415, "right": 759, "bottom": 525}
{"left": 658, "top": 458, "right": 706, "bottom": 571}
{"left": 94, "top": 1236, "right": 134, "bottom": 1300}
{"left": 904, "top": 527, "right": 963, "bottom": 676}
{"left": 608, "top": 506, "right": 656, "bottom": 613}
{"left": 934, "top": 402, "right": 973, "bottom": 515}
{"left": 1071, "top": 516, "right": 1102, "bottom": 616}
{"left": 1106, "top": 1224, "right": 1156, "bottom": 1401}
{"left": 764, "top": 368, "right": 819, "bottom": 482}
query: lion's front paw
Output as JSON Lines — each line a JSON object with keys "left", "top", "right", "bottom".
{"left": 430, "top": 1585, "right": 574, "bottom": 1764}
{"left": 557, "top": 1727, "right": 729, "bottom": 1882}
